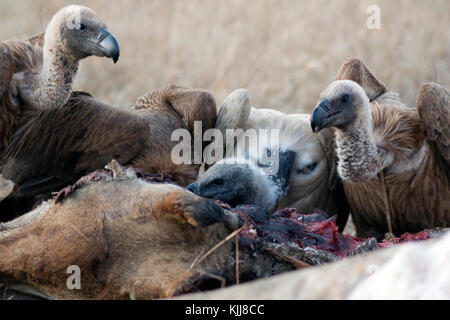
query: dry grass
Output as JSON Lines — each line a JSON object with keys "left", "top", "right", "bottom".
{"left": 0, "top": 0, "right": 449, "bottom": 113}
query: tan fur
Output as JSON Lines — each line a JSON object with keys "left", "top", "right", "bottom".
{"left": 0, "top": 166, "right": 233, "bottom": 299}
{"left": 328, "top": 58, "right": 449, "bottom": 239}
{"left": 0, "top": 161, "right": 298, "bottom": 300}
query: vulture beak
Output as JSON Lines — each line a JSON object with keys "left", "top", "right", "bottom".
{"left": 271, "top": 149, "right": 296, "bottom": 197}
{"left": 311, "top": 99, "right": 334, "bottom": 133}
{"left": 186, "top": 182, "right": 200, "bottom": 195}
{"left": 97, "top": 28, "right": 120, "bottom": 63}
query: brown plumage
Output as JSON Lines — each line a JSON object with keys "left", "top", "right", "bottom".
{"left": 0, "top": 44, "right": 17, "bottom": 154}
{"left": 0, "top": 85, "right": 217, "bottom": 219}
{"left": 311, "top": 58, "right": 449, "bottom": 240}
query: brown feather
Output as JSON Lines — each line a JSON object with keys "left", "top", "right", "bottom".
{"left": 0, "top": 35, "right": 45, "bottom": 156}
{"left": 336, "top": 57, "right": 388, "bottom": 101}
{"left": 133, "top": 85, "right": 217, "bottom": 133}
{"left": 0, "top": 87, "right": 217, "bottom": 218}
{"left": 0, "top": 44, "right": 17, "bottom": 155}
{"left": 417, "top": 82, "right": 450, "bottom": 162}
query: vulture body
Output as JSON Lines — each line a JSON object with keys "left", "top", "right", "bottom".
{"left": 311, "top": 58, "right": 449, "bottom": 240}
{"left": 0, "top": 5, "right": 216, "bottom": 220}
{"left": 5, "top": 5, "right": 119, "bottom": 111}
{"left": 1, "top": 5, "right": 119, "bottom": 155}
{"left": 0, "top": 87, "right": 217, "bottom": 220}
{"left": 188, "top": 89, "right": 349, "bottom": 230}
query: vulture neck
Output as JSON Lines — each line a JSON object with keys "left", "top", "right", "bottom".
{"left": 335, "top": 103, "right": 381, "bottom": 184}
{"left": 32, "top": 34, "right": 79, "bottom": 110}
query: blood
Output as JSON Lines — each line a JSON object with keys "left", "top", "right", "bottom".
{"left": 378, "top": 231, "right": 431, "bottom": 248}
{"left": 53, "top": 168, "right": 440, "bottom": 259}
{"left": 217, "top": 202, "right": 439, "bottom": 258}
{"left": 135, "top": 169, "right": 174, "bottom": 184}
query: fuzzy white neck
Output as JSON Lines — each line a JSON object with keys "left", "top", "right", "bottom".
{"left": 20, "top": 23, "right": 79, "bottom": 110}
{"left": 335, "top": 104, "right": 381, "bottom": 183}
{"left": 36, "top": 40, "right": 79, "bottom": 109}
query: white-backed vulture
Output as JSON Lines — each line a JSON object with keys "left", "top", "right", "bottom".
{"left": 0, "top": 5, "right": 119, "bottom": 156}
{"left": 5, "top": 5, "right": 119, "bottom": 110}
{"left": 311, "top": 58, "right": 449, "bottom": 240}
{"left": 0, "top": 86, "right": 217, "bottom": 220}
{"left": 187, "top": 89, "right": 349, "bottom": 230}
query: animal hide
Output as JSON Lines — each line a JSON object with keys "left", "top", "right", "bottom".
{"left": 1, "top": 161, "right": 445, "bottom": 300}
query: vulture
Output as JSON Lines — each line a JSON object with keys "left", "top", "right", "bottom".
{"left": 1, "top": 5, "right": 119, "bottom": 155}
{"left": 311, "top": 58, "right": 449, "bottom": 240}
{"left": 0, "top": 86, "right": 217, "bottom": 220}
{"left": 0, "top": 6, "right": 216, "bottom": 220}
{"left": 5, "top": 5, "right": 120, "bottom": 110}
{"left": 187, "top": 89, "right": 349, "bottom": 230}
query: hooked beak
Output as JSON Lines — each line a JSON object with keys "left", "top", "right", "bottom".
{"left": 186, "top": 182, "right": 200, "bottom": 195}
{"left": 97, "top": 28, "right": 120, "bottom": 63}
{"left": 270, "top": 149, "right": 296, "bottom": 197}
{"left": 311, "top": 99, "right": 339, "bottom": 133}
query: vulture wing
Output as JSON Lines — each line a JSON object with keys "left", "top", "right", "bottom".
{"left": 0, "top": 44, "right": 18, "bottom": 155}
{"left": 133, "top": 85, "right": 217, "bottom": 133}
{"left": 24, "top": 33, "right": 45, "bottom": 48}
{"left": 0, "top": 44, "right": 14, "bottom": 96}
{"left": 215, "top": 89, "right": 251, "bottom": 136}
{"left": 336, "top": 57, "right": 388, "bottom": 101}
{"left": 416, "top": 83, "right": 450, "bottom": 162}
{"left": 0, "top": 92, "right": 149, "bottom": 197}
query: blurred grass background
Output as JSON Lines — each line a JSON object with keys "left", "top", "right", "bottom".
{"left": 0, "top": 0, "right": 448, "bottom": 113}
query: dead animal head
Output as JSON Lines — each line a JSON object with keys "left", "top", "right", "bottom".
{"left": 0, "top": 161, "right": 241, "bottom": 300}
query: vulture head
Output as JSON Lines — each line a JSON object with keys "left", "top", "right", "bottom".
{"left": 187, "top": 150, "right": 296, "bottom": 211}
{"left": 8, "top": 5, "right": 120, "bottom": 110}
{"left": 311, "top": 80, "right": 370, "bottom": 133}
{"left": 44, "top": 5, "right": 120, "bottom": 63}
{"left": 187, "top": 162, "right": 256, "bottom": 208}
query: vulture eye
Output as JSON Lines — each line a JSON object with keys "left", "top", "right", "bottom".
{"left": 297, "top": 162, "right": 318, "bottom": 175}
{"left": 211, "top": 179, "right": 224, "bottom": 186}
{"left": 306, "top": 163, "right": 318, "bottom": 172}
{"left": 77, "top": 24, "right": 87, "bottom": 32}
{"left": 341, "top": 94, "right": 350, "bottom": 103}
